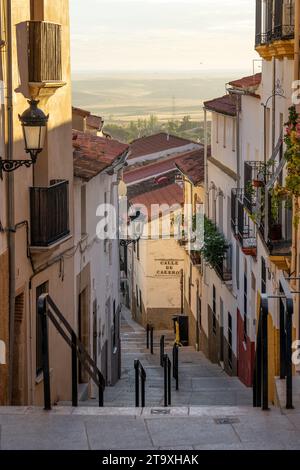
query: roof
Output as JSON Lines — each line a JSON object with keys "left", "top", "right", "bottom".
{"left": 175, "top": 148, "right": 207, "bottom": 186}
{"left": 87, "top": 114, "right": 104, "bottom": 130}
{"left": 129, "top": 133, "right": 198, "bottom": 160}
{"left": 124, "top": 153, "right": 187, "bottom": 185}
{"left": 130, "top": 183, "right": 183, "bottom": 220}
{"left": 204, "top": 94, "right": 237, "bottom": 116}
{"left": 73, "top": 131, "right": 129, "bottom": 181}
{"left": 228, "top": 73, "right": 262, "bottom": 90}
{"left": 72, "top": 106, "right": 90, "bottom": 118}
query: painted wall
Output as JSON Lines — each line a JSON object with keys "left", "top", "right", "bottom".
{"left": 0, "top": 0, "right": 75, "bottom": 405}
{"left": 74, "top": 170, "right": 121, "bottom": 389}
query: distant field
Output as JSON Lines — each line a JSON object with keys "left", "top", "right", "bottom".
{"left": 72, "top": 71, "right": 247, "bottom": 124}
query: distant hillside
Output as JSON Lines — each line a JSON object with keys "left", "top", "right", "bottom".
{"left": 72, "top": 71, "right": 248, "bottom": 124}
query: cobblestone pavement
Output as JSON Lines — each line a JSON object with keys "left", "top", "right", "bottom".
{"left": 100, "top": 306, "right": 253, "bottom": 407}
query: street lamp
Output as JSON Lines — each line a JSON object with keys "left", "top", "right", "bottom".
{"left": 0, "top": 99, "right": 48, "bottom": 174}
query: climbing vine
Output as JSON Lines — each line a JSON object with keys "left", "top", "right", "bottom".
{"left": 273, "top": 105, "right": 300, "bottom": 226}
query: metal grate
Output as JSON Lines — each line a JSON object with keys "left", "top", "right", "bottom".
{"left": 151, "top": 409, "right": 171, "bottom": 415}
{"left": 214, "top": 417, "right": 240, "bottom": 425}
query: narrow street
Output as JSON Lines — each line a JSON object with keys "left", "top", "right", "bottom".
{"left": 100, "top": 306, "right": 252, "bottom": 408}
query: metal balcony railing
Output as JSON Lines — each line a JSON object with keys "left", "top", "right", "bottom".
{"left": 30, "top": 180, "right": 69, "bottom": 247}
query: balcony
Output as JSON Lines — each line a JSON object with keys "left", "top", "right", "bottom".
{"left": 255, "top": 0, "right": 295, "bottom": 58}
{"left": 189, "top": 250, "right": 202, "bottom": 267}
{"left": 215, "top": 245, "right": 232, "bottom": 283}
{"left": 30, "top": 180, "right": 70, "bottom": 248}
{"left": 259, "top": 191, "right": 292, "bottom": 269}
{"left": 237, "top": 198, "right": 257, "bottom": 257}
{"left": 28, "top": 21, "right": 65, "bottom": 95}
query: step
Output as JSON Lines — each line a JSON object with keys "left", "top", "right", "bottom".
{"left": 275, "top": 376, "right": 300, "bottom": 411}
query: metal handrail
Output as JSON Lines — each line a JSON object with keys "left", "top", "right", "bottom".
{"left": 38, "top": 294, "right": 105, "bottom": 410}
{"left": 163, "top": 354, "right": 171, "bottom": 407}
{"left": 173, "top": 344, "right": 179, "bottom": 391}
{"left": 160, "top": 335, "right": 165, "bottom": 367}
{"left": 134, "top": 360, "right": 146, "bottom": 407}
{"left": 253, "top": 294, "right": 269, "bottom": 410}
{"left": 146, "top": 324, "right": 154, "bottom": 355}
{"left": 279, "top": 274, "right": 294, "bottom": 409}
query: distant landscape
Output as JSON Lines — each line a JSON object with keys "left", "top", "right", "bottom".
{"left": 72, "top": 70, "right": 250, "bottom": 142}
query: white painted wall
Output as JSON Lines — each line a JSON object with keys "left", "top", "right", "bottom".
{"left": 74, "top": 169, "right": 121, "bottom": 386}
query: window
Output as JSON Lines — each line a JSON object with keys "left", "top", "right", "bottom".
{"left": 218, "top": 190, "right": 223, "bottom": 233}
{"left": 236, "top": 241, "right": 240, "bottom": 290}
{"left": 228, "top": 313, "right": 233, "bottom": 369}
{"left": 136, "top": 240, "right": 140, "bottom": 260}
{"left": 223, "top": 116, "right": 226, "bottom": 148}
{"left": 188, "top": 263, "right": 192, "bottom": 305}
{"left": 244, "top": 272, "right": 248, "bottom": 340}
{"left": 216, "top": 114, "right": 219, "bottom": 143}
{"left": 36, "top": 282, "right": 48, "bottom": 376}
{"left": 232, "top": 119, "right": 236, "bottom": 152}
{"left": 261, "top": 257, "right": 267, "bottom": 294}
{"left": 81, "top": 185, "right": 86, "bottom": 236}
{"left": 212, "top": 285, "right": 217, "bottom": 335}
{"left": 136, "top": 285, "right": 139, "bottom": 308}
{"left": 113, "top": 300, "right": 116, "bottom": 349}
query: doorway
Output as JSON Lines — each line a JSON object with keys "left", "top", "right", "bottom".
{"left": 12, "top": 292, "right": 26, "bottom": 405}
{"left": 78, "top": 288, "right": 89, "bottom": 383}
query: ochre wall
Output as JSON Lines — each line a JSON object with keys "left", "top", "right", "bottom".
{"left": 0, "top": 250, "right": 9, "bottom": 405}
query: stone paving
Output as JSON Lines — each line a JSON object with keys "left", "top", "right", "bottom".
{"left": 1, "top": 306, "right": 300, "bottom": 449}
{"left": 1, "top": 405, "right": 300, "bottom": 449}
{"left": 99, "top": 306, "right": 253, "bottom": 407}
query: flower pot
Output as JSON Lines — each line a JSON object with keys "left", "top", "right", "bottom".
{"left": 242, "top": 246, "right": 257, "bottom": 257}
{"left": 269, "top": 224, "right": 282, "bottom": 241}
{"left": 252, "top": 179, "right": 264, "bottom": 188}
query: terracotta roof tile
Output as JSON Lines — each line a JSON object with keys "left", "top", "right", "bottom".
{"left": 73, "top": 131, "right": 129, "bottom": 181}
{"left": 228, "top": 73, "right": 262, "bottom": 90}
{"left": 87, "top": 114, "right": 104, "bottom": 130}
{"left": 72, "top": 106, "right": 91, "bottom": 118}
{"left": 130, "top": 183, "right": 183, "bottom": 220}
{"left": 129, "top": 132, "right": 198, "bottom": 160}
{"left": 175, "top": 148, "right": 209, "bottom": 186}
{"left": 204, "top": 94, "right": 237, "bottom": 116}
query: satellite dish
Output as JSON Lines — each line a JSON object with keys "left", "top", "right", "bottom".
{"left": 118, "top": 180, "right": 127, "bottom": 197}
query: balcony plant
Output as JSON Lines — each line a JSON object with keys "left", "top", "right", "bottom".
{"left": 273, "top": 105, "right": 300, "bottom": 227}
{"left": 202, "top": 216, "right": 229, "bottom": 271}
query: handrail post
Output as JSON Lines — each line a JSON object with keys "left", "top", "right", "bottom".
{"left": 286, "top": 301, "right": 294, "bottom": 409}
{"left": 38, "top": 294, "right": 51, "bottom": 411}
{"left": 167, "top": 357, "right": 171, "bottom": 405}
{"left": 150, "top": 326, "right": 154, "bottom": 355}
{"left": 160, "top": 335, "right": 165, "bottom": 367}
{"left": 163, "top": 355, "right": 168, "bottom": 407}
{"left": 261, "top": 295, "right": 269, "bottom": 411}
{"left": 98, "top": 371, "right": 104, "bottom": 407}
{"left": 134, "top": 360, "right": 140, "bottom": 407}
{"left": 173, "top": 343, "right": 179, "bottom": 391}
{"left": 141, "top": 371, "right": 146, "bottom": 408}
{"left": 146, "top": 324, "right": 150, "bottom": 349}
{"left": 71, "top": 331, "right": 78, "bottom": 407}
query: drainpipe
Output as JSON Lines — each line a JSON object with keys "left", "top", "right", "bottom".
{"left": 226, "top": 87, "right": 246, "bottom": 187}
{"left": 203, "top": 108, "right": 209, "bottom": 215}
{"left": 293, "top": 0, "right": 300, "bottom": 338}
{"left": 6, "top": 0, "right": 15, "bottom": 404}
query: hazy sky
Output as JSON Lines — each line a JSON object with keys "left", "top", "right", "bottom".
{"left": 70, "top": 0, "right": 258, "bottom": 72}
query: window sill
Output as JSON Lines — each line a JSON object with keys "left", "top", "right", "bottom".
{"left": 29, "top": 81, "right": 67, "bottom": 98}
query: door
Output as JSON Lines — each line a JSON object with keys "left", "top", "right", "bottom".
{"left": 12, "top": 293, "right": 26, "bottom": 405}
{"left": 92, "top": 299, "right": 97, "bottom": 364}
{"left": 78, "top": 288, "right": 89, "bottom": 383}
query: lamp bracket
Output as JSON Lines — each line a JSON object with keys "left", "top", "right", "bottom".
{"left": 0, "top": 157, "right": 35, "bottom": 177}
